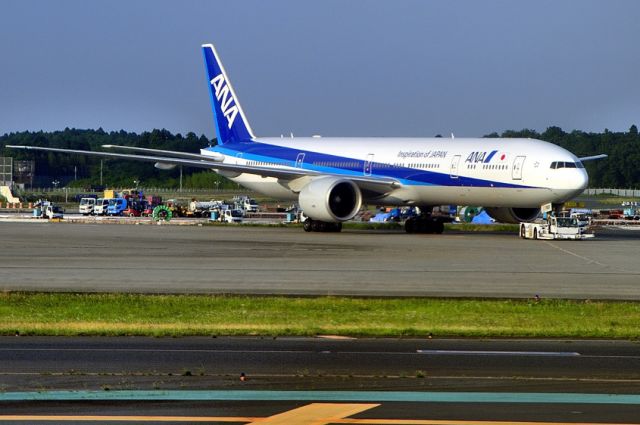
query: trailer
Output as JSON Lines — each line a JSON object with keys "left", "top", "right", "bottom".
{"left": 520, "top": 215, "right": 594, "bottom": 240}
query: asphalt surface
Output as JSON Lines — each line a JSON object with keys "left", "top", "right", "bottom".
{"left": 1, "top": 221, "right": 640, "bottom": 299}
{"left": 1, "top": 337, "right": 640, "bottom": 423}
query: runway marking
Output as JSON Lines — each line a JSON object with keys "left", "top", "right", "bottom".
{"left": 542, "top": 241, "right": 607, "bottom": 267}
{"left": 0, "top": 415, "right": 252, "bottom": 422}
{"left": 247, "top": 403, "right": 378, "bottom": 424}
{"left": 416, "top": 350, "right": 580, "bottom": 357}
{"left": 2, "top": 390, "right": 640, "bottom": 404}
{"left": 1, "top": 404, "right": 639, "bottom": 424}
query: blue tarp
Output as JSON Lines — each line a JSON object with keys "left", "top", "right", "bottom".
{"left": 471, "top": 210, "right": 494, "bottom": 224}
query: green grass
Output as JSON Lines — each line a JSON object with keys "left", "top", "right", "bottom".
{"left": 1, "top": 293, "right": 640, "bottom": 339}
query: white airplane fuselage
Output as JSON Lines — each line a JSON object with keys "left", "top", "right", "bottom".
{"left": 205, "top": 136, "right": 588, "bottom": 208}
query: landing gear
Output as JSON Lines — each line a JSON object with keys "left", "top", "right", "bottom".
{"left": 302, "top": 218, "right": 342, "bottom": 232}
{"left": 404, "top": 216, "right": 445, "bottom": 234}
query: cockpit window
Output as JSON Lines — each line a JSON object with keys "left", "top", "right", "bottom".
{"left": 550, "top": 161, "right": 583, "bottom": 169}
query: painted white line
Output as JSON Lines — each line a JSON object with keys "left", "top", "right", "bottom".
{"left": 416, "top": 350, "right": 580, "bottom": 357}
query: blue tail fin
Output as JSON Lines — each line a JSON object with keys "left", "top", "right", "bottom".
{"left": 202, "top": 44, "right": 255, "bottom": 144}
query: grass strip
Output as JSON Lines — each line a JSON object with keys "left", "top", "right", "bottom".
{"left": 1, "top": 293, "right": 639, "bottom": 338}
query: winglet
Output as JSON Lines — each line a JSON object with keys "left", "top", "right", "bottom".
{"left": 202, "top": 44, "right": 255, "bottom": 145}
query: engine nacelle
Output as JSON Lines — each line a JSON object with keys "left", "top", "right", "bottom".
{"left": 484, "top": 207, "right": 540, "bottom": 224}
{"left": 298, "top": 176, "right": 362, "bottom": 222}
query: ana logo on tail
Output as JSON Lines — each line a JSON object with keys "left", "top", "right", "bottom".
{"left": 210, "top": 73, "right": 238, "bottom": 129}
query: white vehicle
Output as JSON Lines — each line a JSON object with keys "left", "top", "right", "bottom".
{"left": 211, "top": 208, "right": 243, "bottom": 223}
{"left": 93, "top": 198, "right": 109, "bottom": 215}
{"left": 520, "top": 216, "right": 594, "bottom": 240}
{"left": 189, "top": 199, "right": 224, "bottom": 216}
{"left": 34, "top": 201, "right": 64, "bottom": 219}
{"left": 7, "top": 43, "right": 608, "bottom": 234}
{"left": 233, "top": 195, "right": 259, "bottom": 213}
{"left": 79, "top": 197, "right": 96, "bottom": 215}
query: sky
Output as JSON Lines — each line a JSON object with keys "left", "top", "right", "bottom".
{"left": 1, "top": 0, "right": 639, "bottom": 139}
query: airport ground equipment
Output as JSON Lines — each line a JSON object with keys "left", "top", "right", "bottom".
{"left": 232, "top": 195, "right": 260, "bottom": 213}
{"left": 106, "top": 198, "right": 128, "bottom": 216}
{"left": 189, "top": 199, "right": 224, "bottom": 217}
{"left": 78, "top": 197, "right": 96, "bottom": 215}
{"left": 152, "top": 205, "right": 173, "bottom": 221}
{"left": 520, "top": 215, "right": 594, "bottom": 240}
{"left": 33, "top": 200, "right": 63, "bottom": 219}
{"left": 93, "top": 198, "right": 109, "bottom": 215}
{"left": 210, "top": 208, "right": 244, "bottom": 223}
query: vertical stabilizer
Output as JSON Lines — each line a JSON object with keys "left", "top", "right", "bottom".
{"left": 202, "top": 44, "right": 255, "bottom": 144}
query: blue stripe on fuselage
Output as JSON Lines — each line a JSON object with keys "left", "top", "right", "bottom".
{"left": 209, "top": 141, "right": 534, "bottom": 189}
{"left": 484, "top": 150, "right": 498, "bottom": 163}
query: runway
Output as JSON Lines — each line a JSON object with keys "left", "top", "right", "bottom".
{"left": 1, "top": 222, "right": 640, "bottom": 299}
{"left": 1, "top": 337, "right": 639, "bottom": 423}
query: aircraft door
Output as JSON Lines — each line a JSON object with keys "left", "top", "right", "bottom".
{"left": 295, "top": 153, "right": 305, "bottom": 168}
{"left": 364, "top": 153, "right": 374, "bottom": 176}
{"left": 450, "top": 155, "right": 461, "bottom": 179}
{"left": 512, "top": 156, "right": 525, "bottom": 180}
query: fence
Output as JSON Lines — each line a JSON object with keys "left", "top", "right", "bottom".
{"left": 583, "top": 188, "right": 640, "bottom": 197}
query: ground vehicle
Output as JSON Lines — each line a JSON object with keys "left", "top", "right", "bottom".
{"left": 189, "top": 199, "right": 223, "bottom": 217}
{"left": 93, "top": 198, "right": 109, "bottom": 215}
{"left": 122, "top": 205, "right": 142, "bottom": 217}
{"left": 106, "top": 198, "right": 127, "bottom": 216}
{"left": 520, "top": 215, "right": 594, "bottom": 240}
{"left": 33, "top": 201, "right": 64, "bottom": 219}
{"left": 211, "top": 208, "right": 244, "bottom": 223}
{"left": 78, "top": 197, "right": 96, "bottom": 215}
{"left": 233, "top": 195, "right": 259, "bottom": 213}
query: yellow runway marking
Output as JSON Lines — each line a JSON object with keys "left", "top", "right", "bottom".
{"left": 1, "top": 403, "right": 639, "bottom": 425}
{"left": 0, "top": 416, "right": 253, "bottom": 422}
{"left": 248, "top": 403, "right": 379, "bottom": 424}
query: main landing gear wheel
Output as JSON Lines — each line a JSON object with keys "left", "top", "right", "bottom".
{"left": 405, "top": 217, "right": 445, "bottom": 234}
{"left": 303, "top": 218, "right": 342, "bottom": 232}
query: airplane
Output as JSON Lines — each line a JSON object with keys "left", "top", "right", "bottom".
{"left": 8, "top": 43, "right": 607, "bottom": 233}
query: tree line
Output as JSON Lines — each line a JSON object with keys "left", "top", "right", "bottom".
{"left": 1, "top": 126, "right": 639, "bottom": 188}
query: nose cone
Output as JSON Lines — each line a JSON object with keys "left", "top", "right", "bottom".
{"left": 557, "top": 168, "right": 588, "bottom": 200}
{"left": 577, "top": 168, "right": 589, "bottom": 190}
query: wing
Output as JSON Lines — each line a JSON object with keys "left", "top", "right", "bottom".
{"left": 578, "top": 154, "right": 608, "bottom": 162}
{"left": 6, "top": 145, "right": 400, "bottom": 194}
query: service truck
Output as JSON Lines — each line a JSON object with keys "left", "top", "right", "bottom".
{"left": 93, "top": 198, "right": 109, "bottom": 215}
{"left": 189, "top": 199, "right": 224, "bottom": 217}
{"left": 210, "top": 207, "right": 244, "bottom": 223}
{"left": 233, "top": 195, "right": 260, "bottom": 213}
{"left": 520, "top": 215, "right": 594, "bottom": 240}
{"left": 33, "top": 201, "right": 64, "bottom": 219}
{"left": 78, "top": 197, "right": 96, "bottom": 215}
{"left": 106, "top": 198, "right": 128, "bottom": 216}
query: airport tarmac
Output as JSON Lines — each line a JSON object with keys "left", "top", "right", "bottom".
{"left": 1, "top": 337, "right": 640, "bottom": 423}
{"left": 1, "top": 222, "right": 640, "bottom": 299}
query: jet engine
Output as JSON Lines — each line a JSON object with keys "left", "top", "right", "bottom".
{"left": 298, "top": 176, "right": 362, "bottom": 222}
{"left": 484, "top": 207, "right": 539, "bottom": 224}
